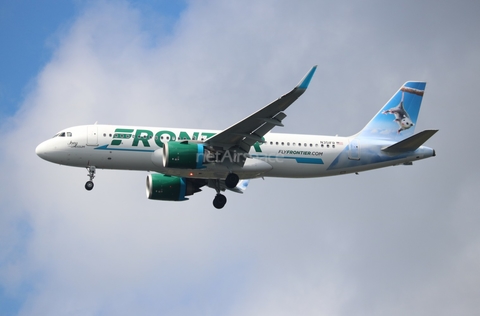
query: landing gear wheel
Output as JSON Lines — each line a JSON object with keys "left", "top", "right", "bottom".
{"left": 225, "top": 173, "right": 239, "bottom": 189}
{"left": 213, "top": 194, "right": 227, "bottom": 209}
{"left": 85, "top": 180, "right": 94, "bottom": 191}
{"left": 85, "top": 166, "right": 96, "bottom": 191}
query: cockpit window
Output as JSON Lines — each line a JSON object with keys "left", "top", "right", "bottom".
{"left": 67, "top": 132, "right": 72, "bottom": 137}
{"left": 53, "top": 132, "right": 66, "bottom": 138}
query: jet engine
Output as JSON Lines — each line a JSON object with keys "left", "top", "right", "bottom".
{"left": 163, "top": 141, "right": 206, "bottom": 169}
{"left": 146, "top": 173, "right": 204, "bottom": 201}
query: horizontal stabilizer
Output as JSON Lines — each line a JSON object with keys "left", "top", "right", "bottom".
{"left": 382, "top": 130, "right": 438, "bottom": 153}
{"left": 227, "top": 180, "right": 250, "bottom": 194}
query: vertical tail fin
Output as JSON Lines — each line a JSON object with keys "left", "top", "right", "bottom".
{"left": 358, "top": 82, "right": 426, "bottom": 140}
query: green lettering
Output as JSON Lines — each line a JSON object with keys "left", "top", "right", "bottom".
{"left": 111, "top": 128, "right": 134, "bottom": 146}
{"left": 178, "top": 131, "right": 191, "bottom": 141}
{"left": 201, "top": 132, "right": 216, "bottom": 139}
{"left": 253, "top": 137, "right": 265, "bottom": 153}
{"left": 132, "top": 129, "right": 153, "bottom": 147}
{"left": 154, "top": 130, "right": 176, "bottom": 148}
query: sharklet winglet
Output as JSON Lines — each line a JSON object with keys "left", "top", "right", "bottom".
{"left": 296, "top": 65, "right": 317, "bottom": 90}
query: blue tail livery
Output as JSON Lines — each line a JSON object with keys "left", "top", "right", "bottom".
{"left": 359, "top": 82, "right": 426, "bottom": 141}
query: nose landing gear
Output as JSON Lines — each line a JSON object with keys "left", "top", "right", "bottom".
{"left": 85, "top": 166, "right": 96, "bottom": 191}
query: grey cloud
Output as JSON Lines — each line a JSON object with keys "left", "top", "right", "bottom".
{"left": 1, "top": 0, "right": 479, "bottom": 315}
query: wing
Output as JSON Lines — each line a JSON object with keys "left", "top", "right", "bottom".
{"left": 206, "top": 66, "right": 317, "bottom": 152}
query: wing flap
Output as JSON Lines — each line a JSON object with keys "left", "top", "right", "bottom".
{"left": 227, "top": 179, "right": 250, "bottom": 194}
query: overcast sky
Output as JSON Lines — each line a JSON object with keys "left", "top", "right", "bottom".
{"left": 1, "top": 0, "right": 479, "bottom": 315}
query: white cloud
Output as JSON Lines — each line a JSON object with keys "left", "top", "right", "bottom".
{"left": 1, "top": 0, "right": 480, "bottom": 315}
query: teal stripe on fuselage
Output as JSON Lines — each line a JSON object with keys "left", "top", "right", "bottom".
{"left": 251, "top": 154, "right": 324, "bottom": 165}
{"left": 294, "top": 157, "right": 324, "bottom": 164}
{"left": 94, "top": 144, "right": 155, "bottom": 153}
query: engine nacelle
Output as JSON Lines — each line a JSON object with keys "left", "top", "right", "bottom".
{"left": 163, "top": 141, "right": 205, "bottom": 169}
{"left": 146, "top": 173, "right": 203, "bottom": 201}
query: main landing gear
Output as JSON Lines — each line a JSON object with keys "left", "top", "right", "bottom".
{"left": 213, "top": 194, "right": 227, "bottom": 209}
{"left": 212, "top": 178, "right": 227, "bottom": 209}
{"left": 85, "top": 166, "right": 96, "bottom": 191}
{"left": 211, "top": 173, "right": 239, "bottom": 209}
{"left": 225, "top": 173, "right": 239, "bottom": 189}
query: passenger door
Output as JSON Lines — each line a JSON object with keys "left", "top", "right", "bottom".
{"left": 87, "top": 125, "right": 99, "bottom": 146}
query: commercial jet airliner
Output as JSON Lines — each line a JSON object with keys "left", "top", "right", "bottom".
{"left": 36, "top": 66, "right": 437, "bottom": 208}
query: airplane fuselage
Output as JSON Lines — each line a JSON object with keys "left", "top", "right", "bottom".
{"left": 36, "top": 124, "right": 435, "bottom": 180}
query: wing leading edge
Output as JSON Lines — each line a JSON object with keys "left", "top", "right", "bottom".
{"left": 206, "top": 66, "right": 317, "bottom": 152}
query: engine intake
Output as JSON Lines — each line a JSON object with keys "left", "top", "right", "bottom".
{"left": 163, "top": 141, "right": 205, "bottom": 169}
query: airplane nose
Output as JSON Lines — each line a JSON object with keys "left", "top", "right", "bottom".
{"left": 35, "top": 141, "right": 50, "bottom": 160}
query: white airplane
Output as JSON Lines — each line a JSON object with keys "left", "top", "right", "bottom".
{"left": 36, "top": 66, "right": 437, "bottom": 208}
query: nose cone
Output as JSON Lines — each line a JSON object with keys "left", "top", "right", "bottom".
{"left": 35, "top": 140, "right": 51, "bottom": 161}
